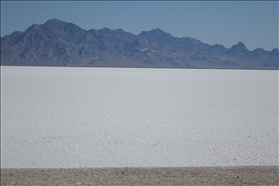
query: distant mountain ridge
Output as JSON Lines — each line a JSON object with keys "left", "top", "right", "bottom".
{"left": 1, "top": 18, "right": 278, "bottom": 69}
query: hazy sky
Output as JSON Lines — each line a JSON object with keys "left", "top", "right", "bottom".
{"left": 1, "top": 1, "right": 278, "bottom": 51}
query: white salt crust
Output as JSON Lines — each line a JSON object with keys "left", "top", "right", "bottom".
{"left": 1, "top": 67, "right": 278, "bottom": 168}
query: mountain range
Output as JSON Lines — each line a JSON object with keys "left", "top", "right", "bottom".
{"left": 1, "top": 19, "right": 278, "bottom": 69}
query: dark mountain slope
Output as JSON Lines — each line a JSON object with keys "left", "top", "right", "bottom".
{"left": 1, "top": 19, "right": 278, "bottom": 69}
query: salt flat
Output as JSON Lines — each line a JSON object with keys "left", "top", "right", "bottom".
{"left": 1, "top": 66, "right": 278, "bottom": 168}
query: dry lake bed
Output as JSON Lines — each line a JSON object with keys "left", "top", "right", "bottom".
{"left": 1, "top": 66, "right": 278, "bottom": 185}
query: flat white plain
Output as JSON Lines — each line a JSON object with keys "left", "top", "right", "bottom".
{"left": 1, "top": 66, "right": 278, "bottom": 168}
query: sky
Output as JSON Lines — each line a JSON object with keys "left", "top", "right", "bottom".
{"left": 1, "top": 1, "right": 278, "bottom": 51}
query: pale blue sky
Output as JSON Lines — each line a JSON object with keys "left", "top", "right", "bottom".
{"left": 1, "top": 1, "right": 278, "bottom": 51}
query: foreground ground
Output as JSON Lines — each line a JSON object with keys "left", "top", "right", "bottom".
{"left": 1, "top": 166, "right": 278, "bottom": 185}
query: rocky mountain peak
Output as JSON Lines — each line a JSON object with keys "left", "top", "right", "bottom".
{"left": 44, "top": 18, "right": 62, "bottom": 25}
{"left": 233, "top": 41, "right": 247, "bottom": 49}
{"left": 1, "top": 18, "right": 278, "bottom": 69}
{"left": 229, "top": 41, "right": 249, "bottom": 55}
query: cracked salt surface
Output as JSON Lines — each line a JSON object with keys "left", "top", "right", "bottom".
{"left": 1, "top": 67, "right": 278, "bottom": 168}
